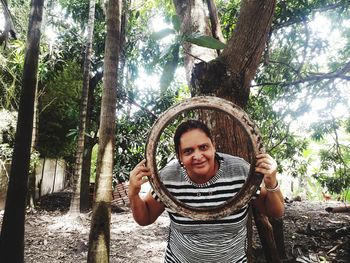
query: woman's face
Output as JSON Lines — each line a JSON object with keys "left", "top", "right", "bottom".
{"left": 178, "top": 128, "right": 216, "bottom": 181}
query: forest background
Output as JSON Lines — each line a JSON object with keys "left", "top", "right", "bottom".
{"left": 0, "top": 0, "right": 349, "bottom": 262}
{"left": 1, "top": 0, "right": 349, "bottom": 200}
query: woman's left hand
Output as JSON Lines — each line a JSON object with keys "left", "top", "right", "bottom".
{"left": 255, "top": 153, "right": 278, "bottom": 188}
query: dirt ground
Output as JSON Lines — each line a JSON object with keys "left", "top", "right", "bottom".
{"left": 0, "top": 192, "right": 349, "bottom": 263}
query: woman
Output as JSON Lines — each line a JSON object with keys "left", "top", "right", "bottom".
{"left": 128, "top": 120, "right": 284, "bottom": 263}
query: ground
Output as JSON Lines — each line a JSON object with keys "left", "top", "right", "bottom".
{"left": 0, "top": 192, "right": 349, "bottom": 263}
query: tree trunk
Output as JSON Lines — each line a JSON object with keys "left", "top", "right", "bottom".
{"left": 173, "top": 0, "right": 282, "bottom": 262}
{"left": 26, "top": 82, "right": 40, "bottom": 209}
{"left": 270, "top": 217, "right": 287, "bottom": 260}
{"left": 173, "top": 0, "right": 217, "bottom": 85}
{"left": 81, "top": 137, "right": 94, "bottom": 210}
{"left": 0, "top": 0, "right": 44, "bottom": 261}
{"left": 69, "top": 0, "right": 96, "bottom": 215}
{"left": 87, "top": 0, "right": 121, "bottom": 262}
{"left": 80, "top": 71, "right": 103, "bottom": 212}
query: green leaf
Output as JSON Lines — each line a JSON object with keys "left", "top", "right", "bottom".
{"left": 160, "top": 44, "right": 180, "bottom": 93}
{"left": 172, "top": 15, "right": 181, "bottom": 32}
{"left": 66, "top": 128, "right": 77, "bottom": 138}
{"left": 185, "top": 34, "right": 226, "bottom": 49}
{"left": 150, "top": 28, "right": 176, "bottom": 41}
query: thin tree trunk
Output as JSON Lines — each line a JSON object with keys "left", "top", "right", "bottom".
{"left": 80, "top": 71, "right": 103, "bottom": 212}
{"left": 26, "top": 82, "right": 39, "bottom": 208}
{"left": 0, "top": 0, "right": 44, "bottom": 261}
{"left": 69, "top": 0, "right": 96, "bottom": 215}
{"left": 81, "top": 138, "right": 94, "bottom": 210}
{"left": 87, "top": 0, "right": 121, "bottom": 262}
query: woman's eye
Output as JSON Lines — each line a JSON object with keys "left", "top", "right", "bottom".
{"left": 183, "top": 149, "right": 192, "bottom": 155}
{"left": 200, "top": 145, "right": 208, "bottom": 150}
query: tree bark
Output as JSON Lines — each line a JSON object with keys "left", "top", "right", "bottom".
{"left": 87, "top": 0, "right": 121, "bottom": 262}
{"left": 0, "top": 0, "right": 44, "bottom": 261}
{"left": 69, "top": 0, "right": 96, "bottom": 215}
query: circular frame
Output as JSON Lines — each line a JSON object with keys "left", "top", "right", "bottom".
{"left": 145, "top": 96, "right": 265, "bottom": 220}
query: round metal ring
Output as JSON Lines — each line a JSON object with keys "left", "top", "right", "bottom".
{"left": 145, "top": 96, "right": 265, "bottom": 220}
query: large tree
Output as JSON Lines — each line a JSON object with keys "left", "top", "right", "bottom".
{"left": 169, "top": 0, "right": 349, "bottom": 261}
{"left": 0, "top": 0, "right": 45, "bottom": 261}
{"left": 173, "top": 0, "right": 279, "bottom": 261}
{"left": 87, "top": 0, "right": 121, "bottom": 261}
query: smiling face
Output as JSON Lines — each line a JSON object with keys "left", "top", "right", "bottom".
{"left": 178, "top": 128, "right": 217, "bottom": 183}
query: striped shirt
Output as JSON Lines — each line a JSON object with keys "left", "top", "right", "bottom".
{"left": 152, "top": 153, "right": 257, "bottom": 263}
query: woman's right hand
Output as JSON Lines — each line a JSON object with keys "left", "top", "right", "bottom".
{"left": 128, "top": 159, "right": 151, "bottom": 197}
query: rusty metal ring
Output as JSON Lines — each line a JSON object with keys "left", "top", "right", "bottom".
{"left": 145, "top": 96, "right": 264, "bottom": 220}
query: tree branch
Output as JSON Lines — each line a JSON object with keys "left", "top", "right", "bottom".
{"left": 252, "top": 61, "right": 350, "bottom": 87}
{"left": 272, "top": 2, "right": 346, "bottom": 31}
{"left": 206, "top": 0, "right": 225, "bottom": 55}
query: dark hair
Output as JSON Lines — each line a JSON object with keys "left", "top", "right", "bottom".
{"left": 173, "top": 119, "right": 213, "bottom": 156}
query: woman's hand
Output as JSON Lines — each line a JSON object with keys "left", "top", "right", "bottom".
{"left": 254, "top": 154, "right": 284, "bottom": 218}
{"left": 255, "top": 153, "right": 278, "bottom": 188}
{"left": 128, "top": 159, "right": 152, "bottom": 197}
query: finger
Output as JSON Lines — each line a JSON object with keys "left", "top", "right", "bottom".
{"left": 256, "top": 153, "right": 270, "bottom": 159}
{"left": 256, "top": 162, "right": 270, "bottom": 169}
{"left": 136, "top": 165, "right": 150, "bottom": 172}
{"left": 255, "top": 167, "right": 268, "bottom": 174}
{"left": 136, "top": 170, "right": 152, "bottom": 180}
{"left": 136, "top": 159, "right": 147, "bottom": 167}
{"left": 133, "top": 165, "right": 150, "bottom": 176}
{"left": 256, "top": 160, "right": 274, "bottom": 169}
{"left": 256, "top": 157, "right": 271, "bottom": 165}
{"left": 256, "top": 154, "right": 275, "bottom": 164}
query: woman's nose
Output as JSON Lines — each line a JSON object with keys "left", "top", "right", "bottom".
{"left": 192, "top": 151, "right": 202, "bottom": 160}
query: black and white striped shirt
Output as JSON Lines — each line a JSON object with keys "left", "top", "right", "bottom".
{"left": 152, "top": 153, "right": 256, "bottom": 263}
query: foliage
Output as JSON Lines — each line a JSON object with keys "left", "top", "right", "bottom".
{"left": 37, "top": 62, "right": 82, "bottom": 161}
{"left": 248, "top": 92, "right": 309, "bottom": 176}
{"left": 0, "top": 110, "right": 17, "bottom": 161}
{"left": 216, "top": 0, "right": 240, "bottom": 39}
{"left": 309, "top": 119, "right": 350, "bottom": 197}
{"left": 0, "top": 40, "right": 26, "bottom": 110}
{"left": 1, "top": 0, "right": 349, "bottom": 200}
{"left": 248, "top": 1, "right": 350, "bottom": 198}
{"left": 113, "top": 87, "right": 186, "bottom": 183}
{"left": 148, "top": 13, "right": 226, "bottom": 93}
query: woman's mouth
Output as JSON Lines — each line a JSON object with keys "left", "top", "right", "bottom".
{"left": 193, "top": 161, "right": 206, "bottom": 168}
